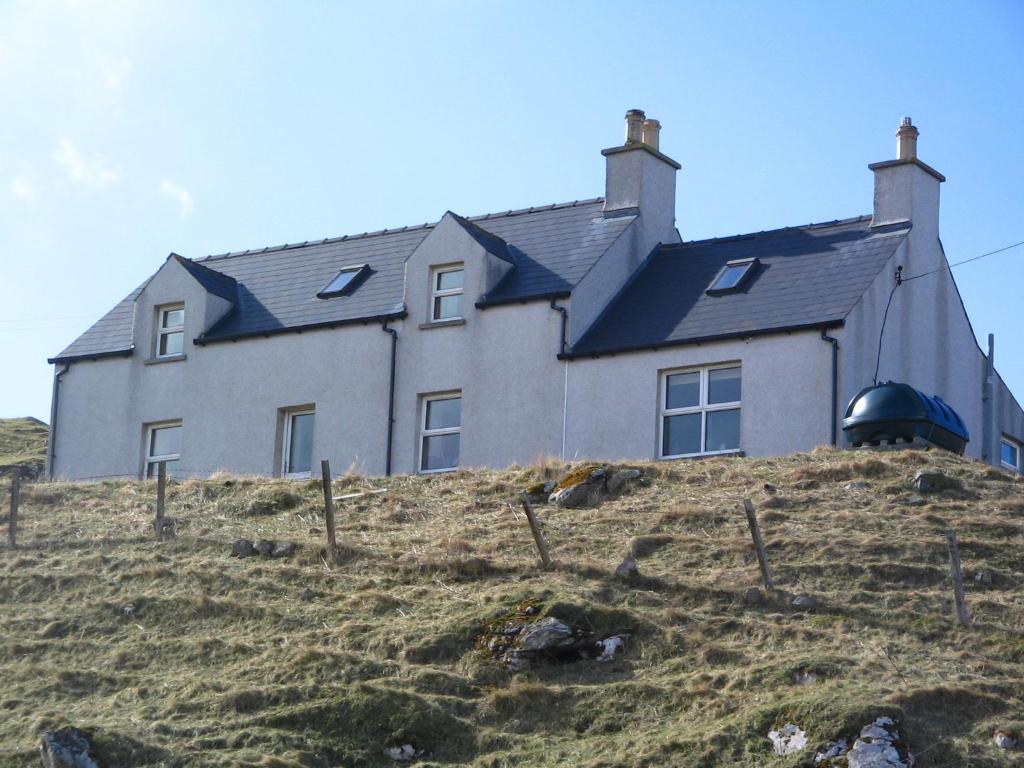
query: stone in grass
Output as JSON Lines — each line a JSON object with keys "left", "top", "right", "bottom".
{"left": 792, "top": 594, "right": 820, "bottom": 610}
{"left": 993, "top": 731, "right": 1017, "bottom": 750}
{"left": 270, "top": 541, "right": 297, "bottom": 558}
{"left": 912, "top": 470, "right": 961, "bottom": 494}
{"left": 232, "top": 539, "right": 256, "bottom": 558}
{"left": 517, "top": 617, "right": 575, "bottom": 651}
{"left": 615, "top": 554, "right": 640, "bottom": 579}
{"left": 595, "top": 634, "right": 627, "bottom": 662}
{"left": 814, "top": 738, "right": 849, "bottom": 763}
{"left": 902, "top": 496, "right": 927, "bottom": 507}
{"left": 39, "top": 727, "right": 101, "bottom": 768}
{"left": 253, "top": 539, "right": 274, "bottom": 557}
{"left": 743, "top": 586, "right": 765, "bottom": 606}
{"left": 845, "top": 716, "right": 912, "bottom": 768}
{"left": 975, "top": 570, "right": 994, "bottom": 585}
{"left": 383, "top": 743, "right": 422, "bottom": 761}
{"left": 768, "top": 723, "right": 807, "bottom": 756}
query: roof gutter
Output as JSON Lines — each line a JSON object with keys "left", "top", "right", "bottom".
{"left": 380, "top": 320, "right": 398, "bottom": 477}
{"left": 194, "top": 311, "right": 407, "bottom": 346}
{"left": 46, "top": 362, "right": 71, "bottom": 479}
{"left": 47, "top": 347, "right": 134, "bottom": 365}
{"left": 820, "top": 327, "right": 840, "bottom": 447}
{"left": 560, "top": 320, "right": 845, "bottom": 360}
{"left": 475, "top": 290, "right": 570, "bottom": 310}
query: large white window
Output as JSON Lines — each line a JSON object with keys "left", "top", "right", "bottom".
{"left": 430, "top": 265, "right": 464, "bottom": 321}
{"left": 420, "top": 393, "right": 461, "bottom": 473}
{"left": 156, "top": 304, "right": 185, "bottom": 358}
{"left": 145, "top": 421, "right": 182, "bottom": 478}
{"left": 659, "top": 365, "right": 741, "bottom": 458}
{"left": 1001, "top": 437, "right": 1021, "bottom": 473}
{"left": 282, "top": 409, "right": 315, "bottom": 478}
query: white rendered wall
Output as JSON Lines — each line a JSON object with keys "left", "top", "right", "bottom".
{"left": 563, "top": 330, "right": 834, "bottom": 462}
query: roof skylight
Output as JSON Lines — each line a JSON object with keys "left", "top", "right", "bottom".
{"left": 317, "top": 265, "right": 370, "bottom": 299}
{"left": 706, "top": 258, "right": 758, "bottom": 295}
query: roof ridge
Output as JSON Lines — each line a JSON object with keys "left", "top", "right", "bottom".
{"left": 466, "top": 197, "right": 605, "bottom": 222}
{"left": 664, "top": 214, "right": 877, "bottom": 249}
{"left": 195, "top": 197, "right": 606, "bottom": 264}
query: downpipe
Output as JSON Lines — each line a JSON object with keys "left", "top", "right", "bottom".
{"left": 381, "top": 322, "right": 398, "bottom": 476}
{"left": 47, "top": 363, "right": 71, "bottom": 479}
{"left": 820, "top": 328, "right": 839, "bottom": 447}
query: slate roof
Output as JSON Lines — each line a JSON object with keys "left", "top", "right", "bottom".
{"left": 50, "top": 198, "right": 633, "bottom": 362}
{"left": 569, "top": 216, "right": 910, "bottom": 357}
{"left": 170, "top": 254, "right": 238, "bottom": 303}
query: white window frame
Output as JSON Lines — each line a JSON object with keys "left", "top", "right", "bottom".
{"left": 145, "top": 421, "right": 182, "bottom": 478}
{"left": 155, "top": 303, "right": 185, "bottom": 358}
{"left": 282, "top": 408, "right": 316, "bottom": 479}
{"left": 419, "top": 393, "right": 462, "bottom": 474}
{"left": 1001, "top": 436, "right": 1022, "bottom": 473}
{"left": 658, "top": 364, "right": 742, "bottom": 459}
{"left": 430, "top": 264, "right": 464, "bottom": 322}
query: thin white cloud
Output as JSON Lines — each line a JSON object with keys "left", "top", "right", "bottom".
{"left": 52, "top": 138, "right": 121, "bottom": 190}
{"left": 99, "top": 56, "right": 131, "bottom": 94}
{"left": 10, "top": 172, "right": 41, "bottom": 201}
{"left": 160, "top": 179, "right": 194, "bottom": 221}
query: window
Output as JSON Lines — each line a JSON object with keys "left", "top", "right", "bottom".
{"left": 1002, "top": 437, "right": 1021, "bottom": 472}
{"left": 145, "top": 422, "right": 182, "bottom": 478}
{"left": 420, "top": 394, "right": 461, "bottom": 472}
{"left": 156, "top": 304, "right": 185, "bottom": 358}
{"left": 430, "top": 265, "right": 464, "bottom": 321}
{"left": 659, "top": 365, "right": 741, "bottom": 458}
{"left": 282, "top": 409, "right": 315, "bottom": 478}
{"left": 317, "top": 264, "right": 370, "bottom": 299}
{"left": 707, "top": 258, "right": 758, "bottom": 295}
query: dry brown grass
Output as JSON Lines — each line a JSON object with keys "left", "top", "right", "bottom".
{"left": 1, "top": 449, "right": 1022, "bottom": 766}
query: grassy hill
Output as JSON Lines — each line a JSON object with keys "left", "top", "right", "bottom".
{"left": 1, "top": 448, "right": 1022, "bottom": 766}
{"left": 0, "top": 416, "right": 48, "bottom": 480}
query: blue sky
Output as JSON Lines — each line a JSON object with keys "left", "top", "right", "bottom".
{"left": 1, "top": 0, "right": 1022, "bottom": 420}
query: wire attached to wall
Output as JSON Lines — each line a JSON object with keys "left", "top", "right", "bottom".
{"left": 871, "top": 239, "right": 1024, "bottom": 386}
{"left": 873, "top": 266, "right": 903, "bottom": 386}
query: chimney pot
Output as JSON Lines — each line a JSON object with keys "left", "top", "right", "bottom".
{"left": 625, "top": 109, "right": 646, "bottom": 144}
{"left": 642, "top": 118, "right": 661, "bottom": 151}
{"left": 896, "top": 117, "right": 919, "bottom": 161}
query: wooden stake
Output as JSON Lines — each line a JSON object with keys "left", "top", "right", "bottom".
{"left": 946, "top": 529, "right": 970, "bottom": 628}
{"left": 519, "top": 494, "right": 551, "bottom": 569}
{"left": 8, "top": 473, "right": 20, "bottom": 549}
{"left": 155, "top": 461, "right": 166, "bottom": 540}
{"left": 743, "top": 498, "right": 774, "bottom": 590}
{"left": 321, "top": 460, "right": 337, "bottom": 551}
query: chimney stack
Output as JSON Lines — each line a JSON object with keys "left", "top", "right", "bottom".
{"left": 625, "top": 109, "right": 645, "bottom": 144}
{"left": 869, "top": 117, "right": 944, "bottom": 238}
{"left": 897, "top": 117, "right": 919, "bottom": 161}
{"left": 642, "top": 118, "right": 661, "bottom": 151}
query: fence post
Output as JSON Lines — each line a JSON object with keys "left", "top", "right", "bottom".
{"left": 946, "top": 530, "right": 970, "bottom": 628}
{"left": 8, "top": 472, "right": 20, "bottom": 549}
{"left": 743, "top": 498, "right": 774, "bottom": 590}
{"left": 321, "top": 460, "right": 337, "bottom": 551}
{"left": 519, "top": 494, "right": 552, "bottom": 569}
{"left": 154, "top": 461, "right": 166, "bottom": 540}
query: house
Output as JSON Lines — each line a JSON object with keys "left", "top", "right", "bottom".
{"left": 46, "top": 111, "right": 1024, "bottom": 480}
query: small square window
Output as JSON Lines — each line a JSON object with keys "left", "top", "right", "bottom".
{"left": 1001, "top": 438, "right": 1021, "bottom": 472}
{"left": 420, "top": 393, "right": 461, "bottom": 472}
{"left": 707, "top": 258, "right": 758, "bottom": 295}
{"left": 145, "top": 421, "right": 182, "bottom": 478}
{"left": 156, "top": 304, "right": 185, "bottom": 358}
{"left": 431, "top": 265, "right": 464, "bottom": 321}
{"left": 317, "top": 265, "right": 370, "bottom": 299}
